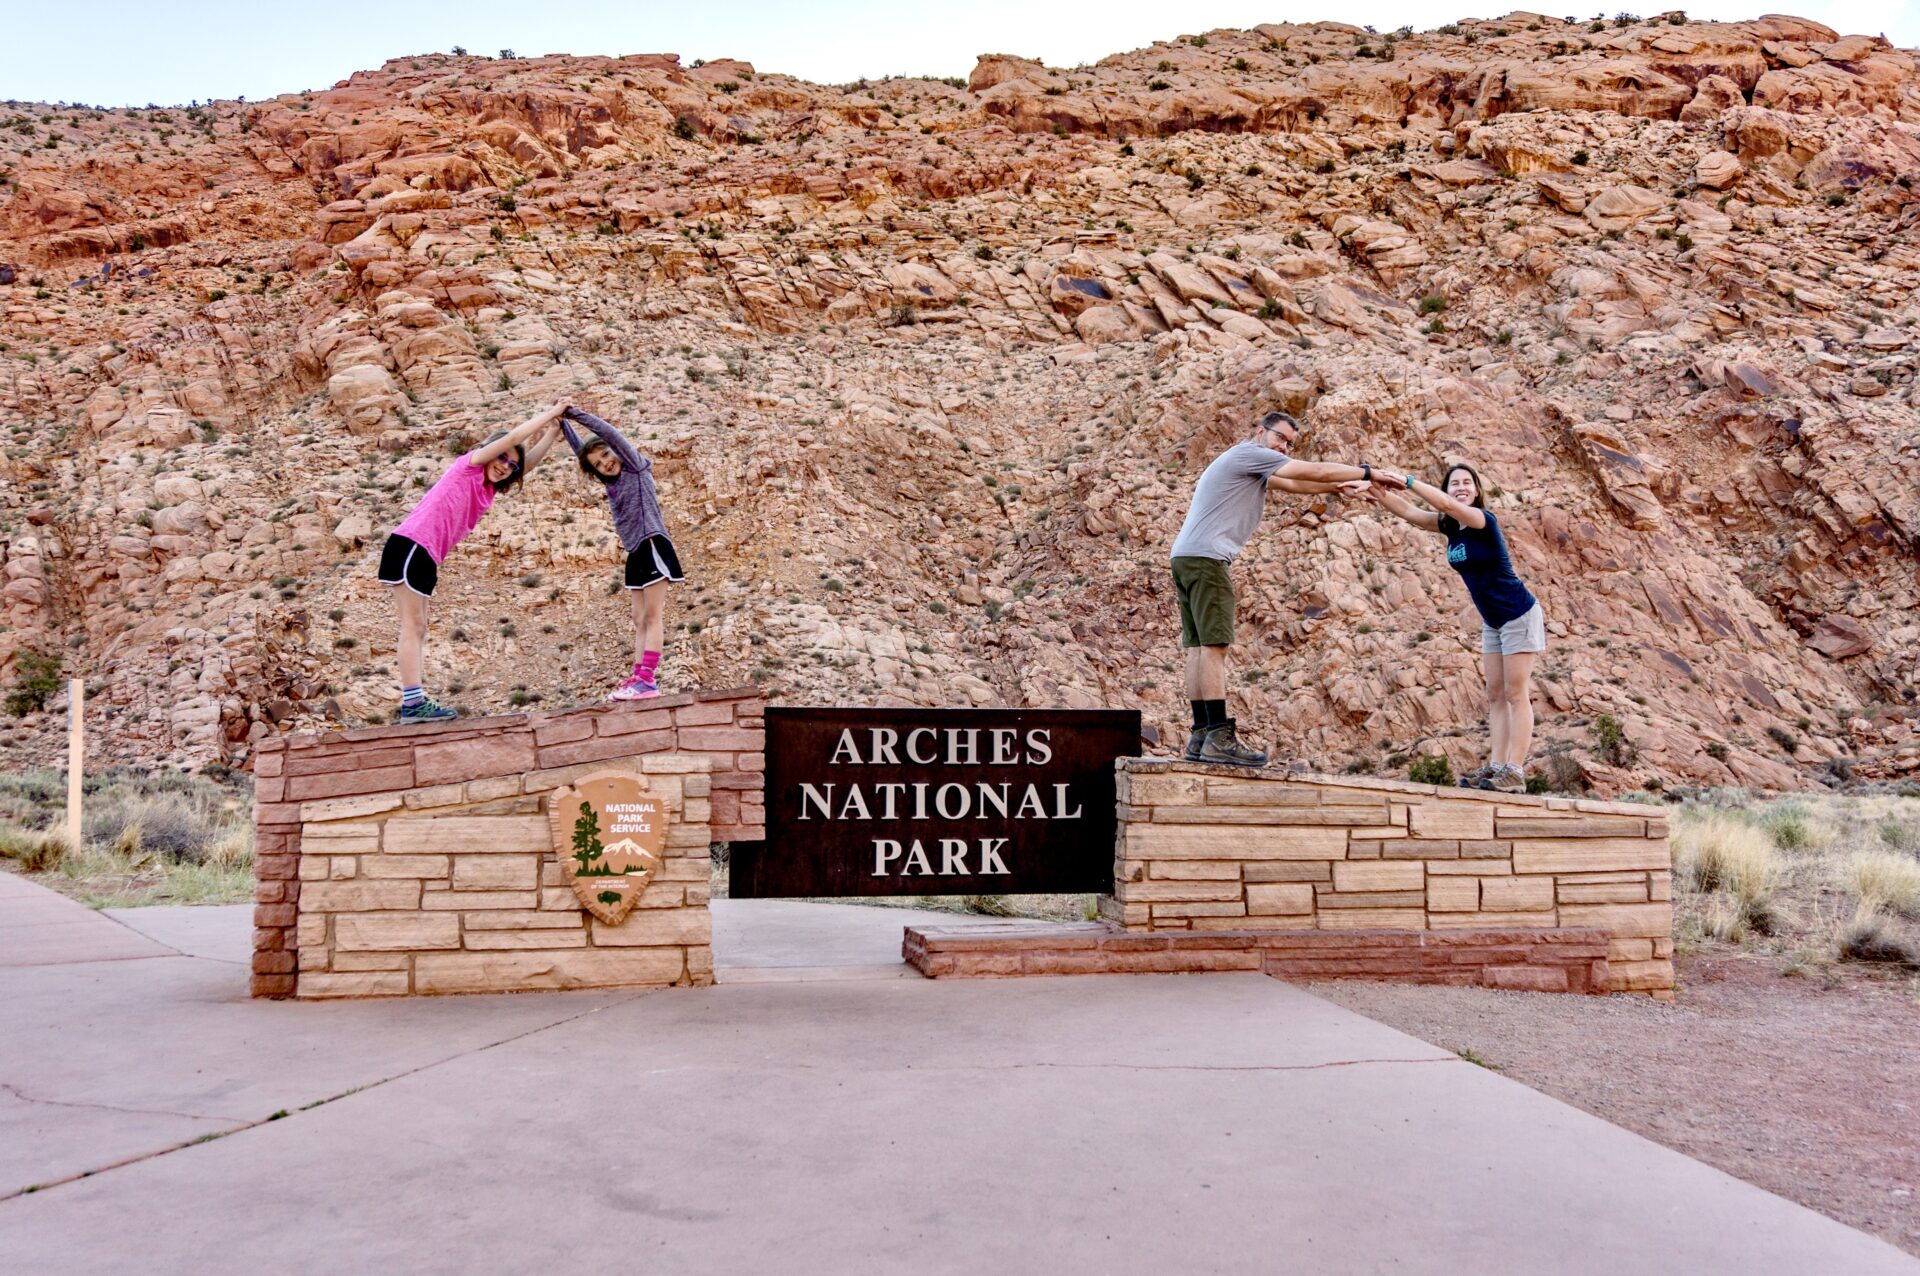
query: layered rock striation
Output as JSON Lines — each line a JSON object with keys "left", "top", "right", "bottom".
{"left": 1, "top": 14, "right": 1917, "bottom": 790}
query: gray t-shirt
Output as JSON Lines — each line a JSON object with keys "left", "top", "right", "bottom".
{"left": 1169, "top": 440, "right": 1291, "bottom": 563}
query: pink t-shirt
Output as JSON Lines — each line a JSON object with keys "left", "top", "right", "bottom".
{"left": 392, "top": 457, "right": 496, "bottom": 564}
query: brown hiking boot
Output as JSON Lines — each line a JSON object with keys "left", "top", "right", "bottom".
{"left": 1183, "top": 727, "right": 1208, "bottom": 761}
{"left": 1195, "top": 719, "right": 1269, "bottom": 769}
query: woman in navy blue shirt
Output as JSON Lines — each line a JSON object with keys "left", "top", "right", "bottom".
{"left": 1365, "top": 464, "right": 1545, "bottom": 793}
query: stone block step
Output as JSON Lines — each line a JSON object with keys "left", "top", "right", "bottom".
{"left": 904, "top": 922, "right": 1612, "bottom": 994}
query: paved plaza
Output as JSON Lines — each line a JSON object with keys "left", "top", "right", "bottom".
{"left": 1, "top": 875, "right": 1913, "bottom": 1274}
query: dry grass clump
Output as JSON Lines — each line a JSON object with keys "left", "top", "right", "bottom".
{"left": 0, "top": 822, "right": 69, "bottom": 872}
{"left": 1674, "top": 809, "right": 1783, "bottom": 939}
{"left": 1836, "top": 905, "right": 1920, "bottom": 970}
{"left": 0, "top": 768, "right": 253, "bottom": 906}
{"left": 1677, "top": 790, "right": 1920, "bottom": 975}
{"left": 1848, "top": 850, "right": 1920, "bottom": 919}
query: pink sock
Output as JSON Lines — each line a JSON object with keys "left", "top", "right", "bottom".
{"left": 637, "top": 651, "right": 660, "bottom": 682}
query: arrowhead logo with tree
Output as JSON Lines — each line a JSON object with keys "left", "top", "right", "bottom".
{"left": 546, "top": 771, "right": 669, "bottom": 924}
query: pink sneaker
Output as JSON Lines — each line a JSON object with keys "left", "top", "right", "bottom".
{"left": 607, "top": 675, "right": 659, "bottom": 702}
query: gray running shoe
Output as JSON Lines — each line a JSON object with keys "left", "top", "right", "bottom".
{"left": 1490, "top": 764, "right": 1527, "bottom": 794}
{"left": 1459, "top": 765, "right": 1492, "bottom": 789}
{"left": 1195, "top": 719, "right": 1269, "bottom": 769}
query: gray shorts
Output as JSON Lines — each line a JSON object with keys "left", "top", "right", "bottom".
{"left": 1481, "top": 602, "right": 1547, "bottom": 655}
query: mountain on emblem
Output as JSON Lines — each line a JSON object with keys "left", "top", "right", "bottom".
{"left": 546, "top": 771, "right": 671, "bottom": 925}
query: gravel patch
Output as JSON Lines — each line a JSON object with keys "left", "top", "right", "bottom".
{"left": 1311, "top": 954, "right": 1920, "bottom": 1257}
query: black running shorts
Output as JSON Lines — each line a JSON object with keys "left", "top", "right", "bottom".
{"left": 623, "top": 534, "right": 684, "bottom": 589}
{"left": 376, "top": 533, "right": 439, "bottom": 597}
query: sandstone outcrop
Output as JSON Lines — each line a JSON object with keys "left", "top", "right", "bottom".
{"left": 1, "top": 16, "right": 1917, "bottom": 791}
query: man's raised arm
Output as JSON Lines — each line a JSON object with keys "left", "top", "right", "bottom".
{"left": 1274, "top": 458, "right": 1370, "bottom": 485}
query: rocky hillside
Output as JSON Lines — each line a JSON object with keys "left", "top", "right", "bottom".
{"left": 1, "top": 12, "right": 1917, "bottom": 792}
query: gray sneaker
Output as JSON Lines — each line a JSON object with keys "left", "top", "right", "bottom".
{"left": 1459, "top": 765, "right": 1493, "bottom": 789}
{"left": 1489, "top": 764, "right": 1527, "bottom": 794}
{"left": 1195, "top": 719, "right": 1269, "bottom": 769}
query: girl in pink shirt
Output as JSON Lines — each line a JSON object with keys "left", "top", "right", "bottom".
{"left": 377, "top": 403, "right": 567, "bottom": 722}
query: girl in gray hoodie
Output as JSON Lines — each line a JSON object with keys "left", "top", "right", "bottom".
{"left": 560, "top": 407, "right": 683, "bottom": 701}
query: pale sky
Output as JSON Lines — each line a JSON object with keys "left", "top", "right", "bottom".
{"left": 8, "top": 0, "right": 1918, "bottom": 108}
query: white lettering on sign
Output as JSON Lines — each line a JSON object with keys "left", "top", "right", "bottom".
{"left": 809, "top": 723, "right": 1096, "bottom": 882}
{"left": 601, "top": 800, "right": 661, "bottom": 837}
{"left": 873, "top": 838, "right": 1013, "bottom": 876}
{"left": 793, "top": 782, "right": 1082, "bottom": 821}
{"left": 826, "top": 727, "right": 1057, "bottom": 767}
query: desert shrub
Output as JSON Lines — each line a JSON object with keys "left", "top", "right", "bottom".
{"left": 1758, "top": 799, "right": 1825, "bottom": 853}
{"left": 0, "top": 769, "right": 64, "bottom": 824}
{"left": 1592, "top": 714, "right": 1634, "bottom": 765}
{"left": 1407, "top": 753, "right": 1454, "bottom": 785}
{"left": 83, "top": 790, "right": 222, "bottom": 862}
{"left": 1849, "top": 850, "right": 1920, "bottom": 918}
{"left": 1836, "top": 907, "right": 1920, "bottom": 968}
{"left": 961, "top": 894, "right": 1020, "bottom": 916}
{"left": 6, "top": 648, "right": 63, "bottom": 716}
{"left": 1876, "top": 816, "right": 1918, "bottom": 851}
{"left": 1535, "top": 748, "right": 1587, "bottom": 793}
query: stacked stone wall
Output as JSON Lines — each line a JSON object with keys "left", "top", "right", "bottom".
{"left": 250, "top": 689, "right": 761, "bottom": 998}
{"left": 1107, "top": 761, "right": 1674, "bottom": 997}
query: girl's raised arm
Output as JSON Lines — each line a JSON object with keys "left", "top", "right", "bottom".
{"left": 563, "top": 407, "right": 644, "bottom": 471}
{"left": 1362, "top": 479, "right": 1444, "bottom": 533}
{"left": 471, "top": 403, "right": 568, "bottom": 467}
{"left": 521, "top": 421, "right": 565, "bottom": 472}
{"left": 1370, "top": 468, "right": 1484, "bottom": 530}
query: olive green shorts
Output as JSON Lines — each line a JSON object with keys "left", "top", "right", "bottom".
{"left": 1172, "top": 556, "right": 1235, "bottom": 648}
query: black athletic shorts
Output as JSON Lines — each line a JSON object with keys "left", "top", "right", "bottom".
{"left": 623, "top": 534, "right": 684, "bottom": 589}
{"left": 376, "top": 533, "right": 439, "bottom": 597}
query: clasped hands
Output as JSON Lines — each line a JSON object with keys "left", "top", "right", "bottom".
{"left": 1335, "top": 466, "right": 1413, "bottom": 503}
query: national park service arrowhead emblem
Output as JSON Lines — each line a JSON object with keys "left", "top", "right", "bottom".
{"left": 547, "top": 771, "right": 668, "bottom": 925}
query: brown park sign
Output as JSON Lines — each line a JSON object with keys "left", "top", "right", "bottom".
{"left": 547, "top": 771, "right": 668, "bottom": 925}
{"left": 731, "top": 707, "right": 1141, "bottom": 898}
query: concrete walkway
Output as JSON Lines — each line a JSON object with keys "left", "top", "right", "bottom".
{"left": 0, "top": 871, "right": 171, "bottom": 967}
{"left": 1, "top": 876, "right": 1914, "bottom": 1274}
{"left": 710, "top": 897, "right": 1012, "bottom": 981}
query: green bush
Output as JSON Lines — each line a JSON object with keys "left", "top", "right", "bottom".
{"left": 1593, "top": 714, "right": 1634, "bottom": 765}
{"left": 1759, "top": 799, "right": 1818, "bottom": 852}
{"left": 6, "top": 649, "right": 63, "bottom": 717}
{"left": 1408, "top": 753, "right": 1454, "bottom": 785}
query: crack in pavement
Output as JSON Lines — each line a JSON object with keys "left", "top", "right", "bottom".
{"left": 931, "top": 1056, "right": 1462, "bottom": 1073}
{"left": 0, "top": 1081, "right": 245, "bottom": 1125}
{"left": 96, "top": 912, "right": 250, "bottom": 968}
{"left": 0, "top": 988, "right": 658, "bottom": 1204}
{"left": 637, "top": 1056, "right": 1461, "bottom": 1076}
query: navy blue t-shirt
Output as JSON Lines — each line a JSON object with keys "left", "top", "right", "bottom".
{"left": 1444, "top": 510, "right": 1536, "bottom": 627}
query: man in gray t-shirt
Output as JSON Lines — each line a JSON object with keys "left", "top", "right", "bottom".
{"left": 1172, "top": 411, "right": 1372, "bottom": 767}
